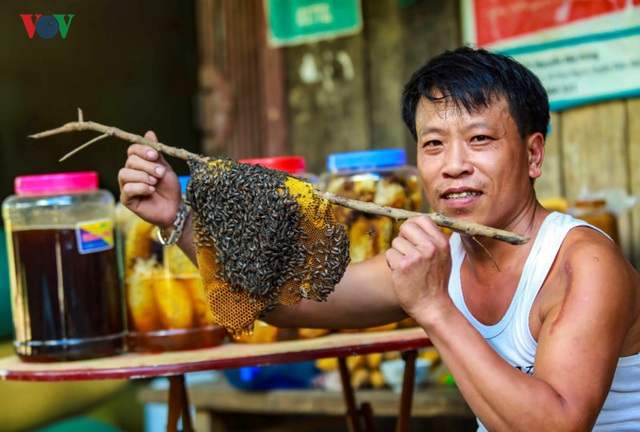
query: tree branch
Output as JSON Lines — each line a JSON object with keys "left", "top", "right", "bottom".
{"left": 30, "top": 113, "right": 529, "bottom": 245}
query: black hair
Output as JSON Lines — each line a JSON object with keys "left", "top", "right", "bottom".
{"left": 401, "top": 46, "right": 550, "bottom": 141}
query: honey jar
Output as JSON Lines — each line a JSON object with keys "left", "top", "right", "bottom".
{"left": 318, "top": 149, "right": 422, "bottom": 332}
{"left": 117, "top": 176, "right": 227, "bottom": 352}
{"left": 569, "top": 199, "right": 620, "bottom": 246}
{"left": 2, "top": 172, "right": 125, "bottom": 361}
{"left": 318, "top": 148, "right": 422, "bottom": 263}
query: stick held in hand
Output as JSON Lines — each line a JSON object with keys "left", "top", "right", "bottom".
{"left": 29, "top": 109, "right": 529, "bottom": 245}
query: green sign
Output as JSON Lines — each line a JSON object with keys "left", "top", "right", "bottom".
{"left": 266, "top": 0, "right": 362, "bottom": 47}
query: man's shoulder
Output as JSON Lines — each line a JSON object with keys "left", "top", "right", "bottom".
{"left": 538, "top": 212, "right": 632, "bottom": 289}
{"left": 539, "top": 211, "right": 616, "bottom": 255}
{"left": 550, "top": 221, "right": 636, "bottom": 292}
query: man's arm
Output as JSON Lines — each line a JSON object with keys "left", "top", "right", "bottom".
{"left": 266, "top": 253, "right": 408, "bottom": 329}
{"left": 119, "top": 140, "right": 407, "bottom": 330}
{"left": 400, "top": 224, "right": 637, "bottom": 431}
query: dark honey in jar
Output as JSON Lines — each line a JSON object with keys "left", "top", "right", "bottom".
{"left": 2, "top": 172, "right": 125, "bottom": 361}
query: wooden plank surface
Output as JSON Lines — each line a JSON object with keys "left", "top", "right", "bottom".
{"left": 138, "top": 379, "right": 474, "bottom": 419}
{"left": 286, "top": 36, "right": 371, "bottom": 175}
{"left": 628, "top": 98, "right": 640, "bottom": 267}
{"left": 363, "top": 0, "right": 406, "bottom": 152}
{"left": 560, "top": 100, "right": 632, "bottom": 257}
{"left": 535, "top": 112, "right": 564, "bottom": 199}
{"left": 0, "top": 328, "right": 430, "bottom": 382}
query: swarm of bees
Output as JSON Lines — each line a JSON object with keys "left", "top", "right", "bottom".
{"left": 186, "top": 158, "right": 351, "bottom": 337}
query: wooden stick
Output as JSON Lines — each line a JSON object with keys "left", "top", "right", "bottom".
{"left": 317, "top": 191, "right": 528, "bottom": 245}
{"left": 30, "top": 109, "right": 207, "bottom": 163}
{"left": 29, "top": 111, "right": 529, "bottom": 245}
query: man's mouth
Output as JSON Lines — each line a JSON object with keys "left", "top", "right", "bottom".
{"left": 443, "top": 191, "right": 481, "bottom": 199}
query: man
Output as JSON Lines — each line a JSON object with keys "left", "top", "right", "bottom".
{"left": 119, "top": 46, "right": 640, "bottom": 431}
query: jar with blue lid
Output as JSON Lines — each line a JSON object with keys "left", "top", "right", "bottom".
{"left": 318, "top": 148, "right": 422, "bottom": 264}
{"left": 117, "top": 175, "right": 227, "bottom": 352}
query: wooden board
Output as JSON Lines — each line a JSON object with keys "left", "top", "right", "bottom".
{"left": 363, "top": 0, "right": 406, "bottom": 152}
{"left": 560, "top": 100, "right": 632, "bottom": 258}
{"left": 627, "top": 98, "right": 640, "bottom": 266}
{"left": 138, "top": 380, "right": 474, "bottom": 419}
{"left": 286, "top": 37, "right": 371, "bottom": 175}
{"left": 535, "top": 111, "right": 564, "bottom": 199}
{"left": 0, "top": 328, "right": 430, "bottom": 382}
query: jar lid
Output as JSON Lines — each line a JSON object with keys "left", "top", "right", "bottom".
{"left": 239, "top": 156, "right": 307, "bottom": 175}
{"left": 14, "top": 172, "right": 99, "bottom": 196}
{"left": 575, "top": 198, "right": 606, "bottom": 207}
{"left": 178, "top": 175, "right": 190, "bottom": 195}
{"left": 326, "top": 149, "right": 407, "bottom": 171}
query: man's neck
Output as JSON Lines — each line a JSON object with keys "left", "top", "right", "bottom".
{"left": 460, "top": 202, "right": 549, "bottom": 273}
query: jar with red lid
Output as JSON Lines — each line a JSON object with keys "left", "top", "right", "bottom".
{"left": 239, "top": 156, "right": 318, "bottom": 184}
{"left": 232, "top": 156, "right": 328, "bottom": 343}
{"left": 117, "top": 176, "right": 228, "bottom": 352}
{"left": 1, "top": 172, "right": 125, "bottom": 361}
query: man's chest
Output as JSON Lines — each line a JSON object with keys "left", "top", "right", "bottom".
{"left": 460, "top": 266, "right": 557, "bottom": 339}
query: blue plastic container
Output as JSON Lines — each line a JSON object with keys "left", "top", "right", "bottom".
{"left": 222, "top": 361, "right": 319, "bottom": 391}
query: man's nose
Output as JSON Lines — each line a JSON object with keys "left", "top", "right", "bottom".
{"left": 442, "top": 142, "right": 473, "bottom": 178}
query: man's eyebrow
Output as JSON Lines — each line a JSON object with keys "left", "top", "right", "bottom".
{"left": 417, "top": 121, "right": 494, "bottom": 135}
{"left": 416, "top": 126, "right": 445, "bottom": 136}
{"left": 463, "top": 120, "right": 493, "bottom": 130}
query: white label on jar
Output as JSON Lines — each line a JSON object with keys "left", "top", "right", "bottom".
{"left": 75, "top": 218, "right": 114, "bottom": 254}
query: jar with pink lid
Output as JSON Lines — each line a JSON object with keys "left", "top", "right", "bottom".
{"left": 1, "top": 172, "right": 125, "bottom": 362}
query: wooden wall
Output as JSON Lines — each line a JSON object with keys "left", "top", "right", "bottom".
{"left": 284, "top": 0, "right": 461, "bottom": 175}
{"left": 536, "top": 101, "right": 640, "bottom": 267}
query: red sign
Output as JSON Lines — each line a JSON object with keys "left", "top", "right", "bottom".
{"left": 472, "top": 0, "right": 640, "bottom": 46}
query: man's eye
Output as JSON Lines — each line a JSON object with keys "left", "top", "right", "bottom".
{"left": 471, "top": 135, "right": 491, "bottom": 142}
{"left": 423, "top": 140, "right": 443, "bottom": 147}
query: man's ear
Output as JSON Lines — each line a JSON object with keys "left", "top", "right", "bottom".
{"left": 527, "top": 133, "right": 545, "bottom": 180}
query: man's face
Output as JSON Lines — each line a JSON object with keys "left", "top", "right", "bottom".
{"left": 414, "top": 94, "right": 541, "bottom": 230}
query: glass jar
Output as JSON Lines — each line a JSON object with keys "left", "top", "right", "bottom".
{"left": 2, "top": 172, "right": 125, "bottom": 362}
{"left": 232, "top": 156, "right": 330, "bottom": 343}
{"left": 569, "top": 199, "right": 620, "bottom": 246}
{"left": 318, "top": 148, "right": 422, "bottom": 263}
{"left": 117, "top": 176, "right": 228, "bottom": 352}
{"left": 319, "top": 149, "right": 422, "bottom": 332}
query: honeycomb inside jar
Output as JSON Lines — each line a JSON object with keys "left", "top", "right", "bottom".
{"left": 321, "top": 169, "right": 422, "bottom": 263}
{"left": 117, "top": 204, "right": 227, "bottom": 352}
{"left": 319, "top": 165, "right": 422, "bottom": 333}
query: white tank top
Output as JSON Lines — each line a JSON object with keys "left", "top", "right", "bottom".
{"left": 448, "top": 212, "right": 640, "bottom": 431}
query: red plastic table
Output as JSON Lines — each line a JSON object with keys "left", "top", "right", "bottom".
{"left": 0, "top": 327, "right": 431, "bottom": 432}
